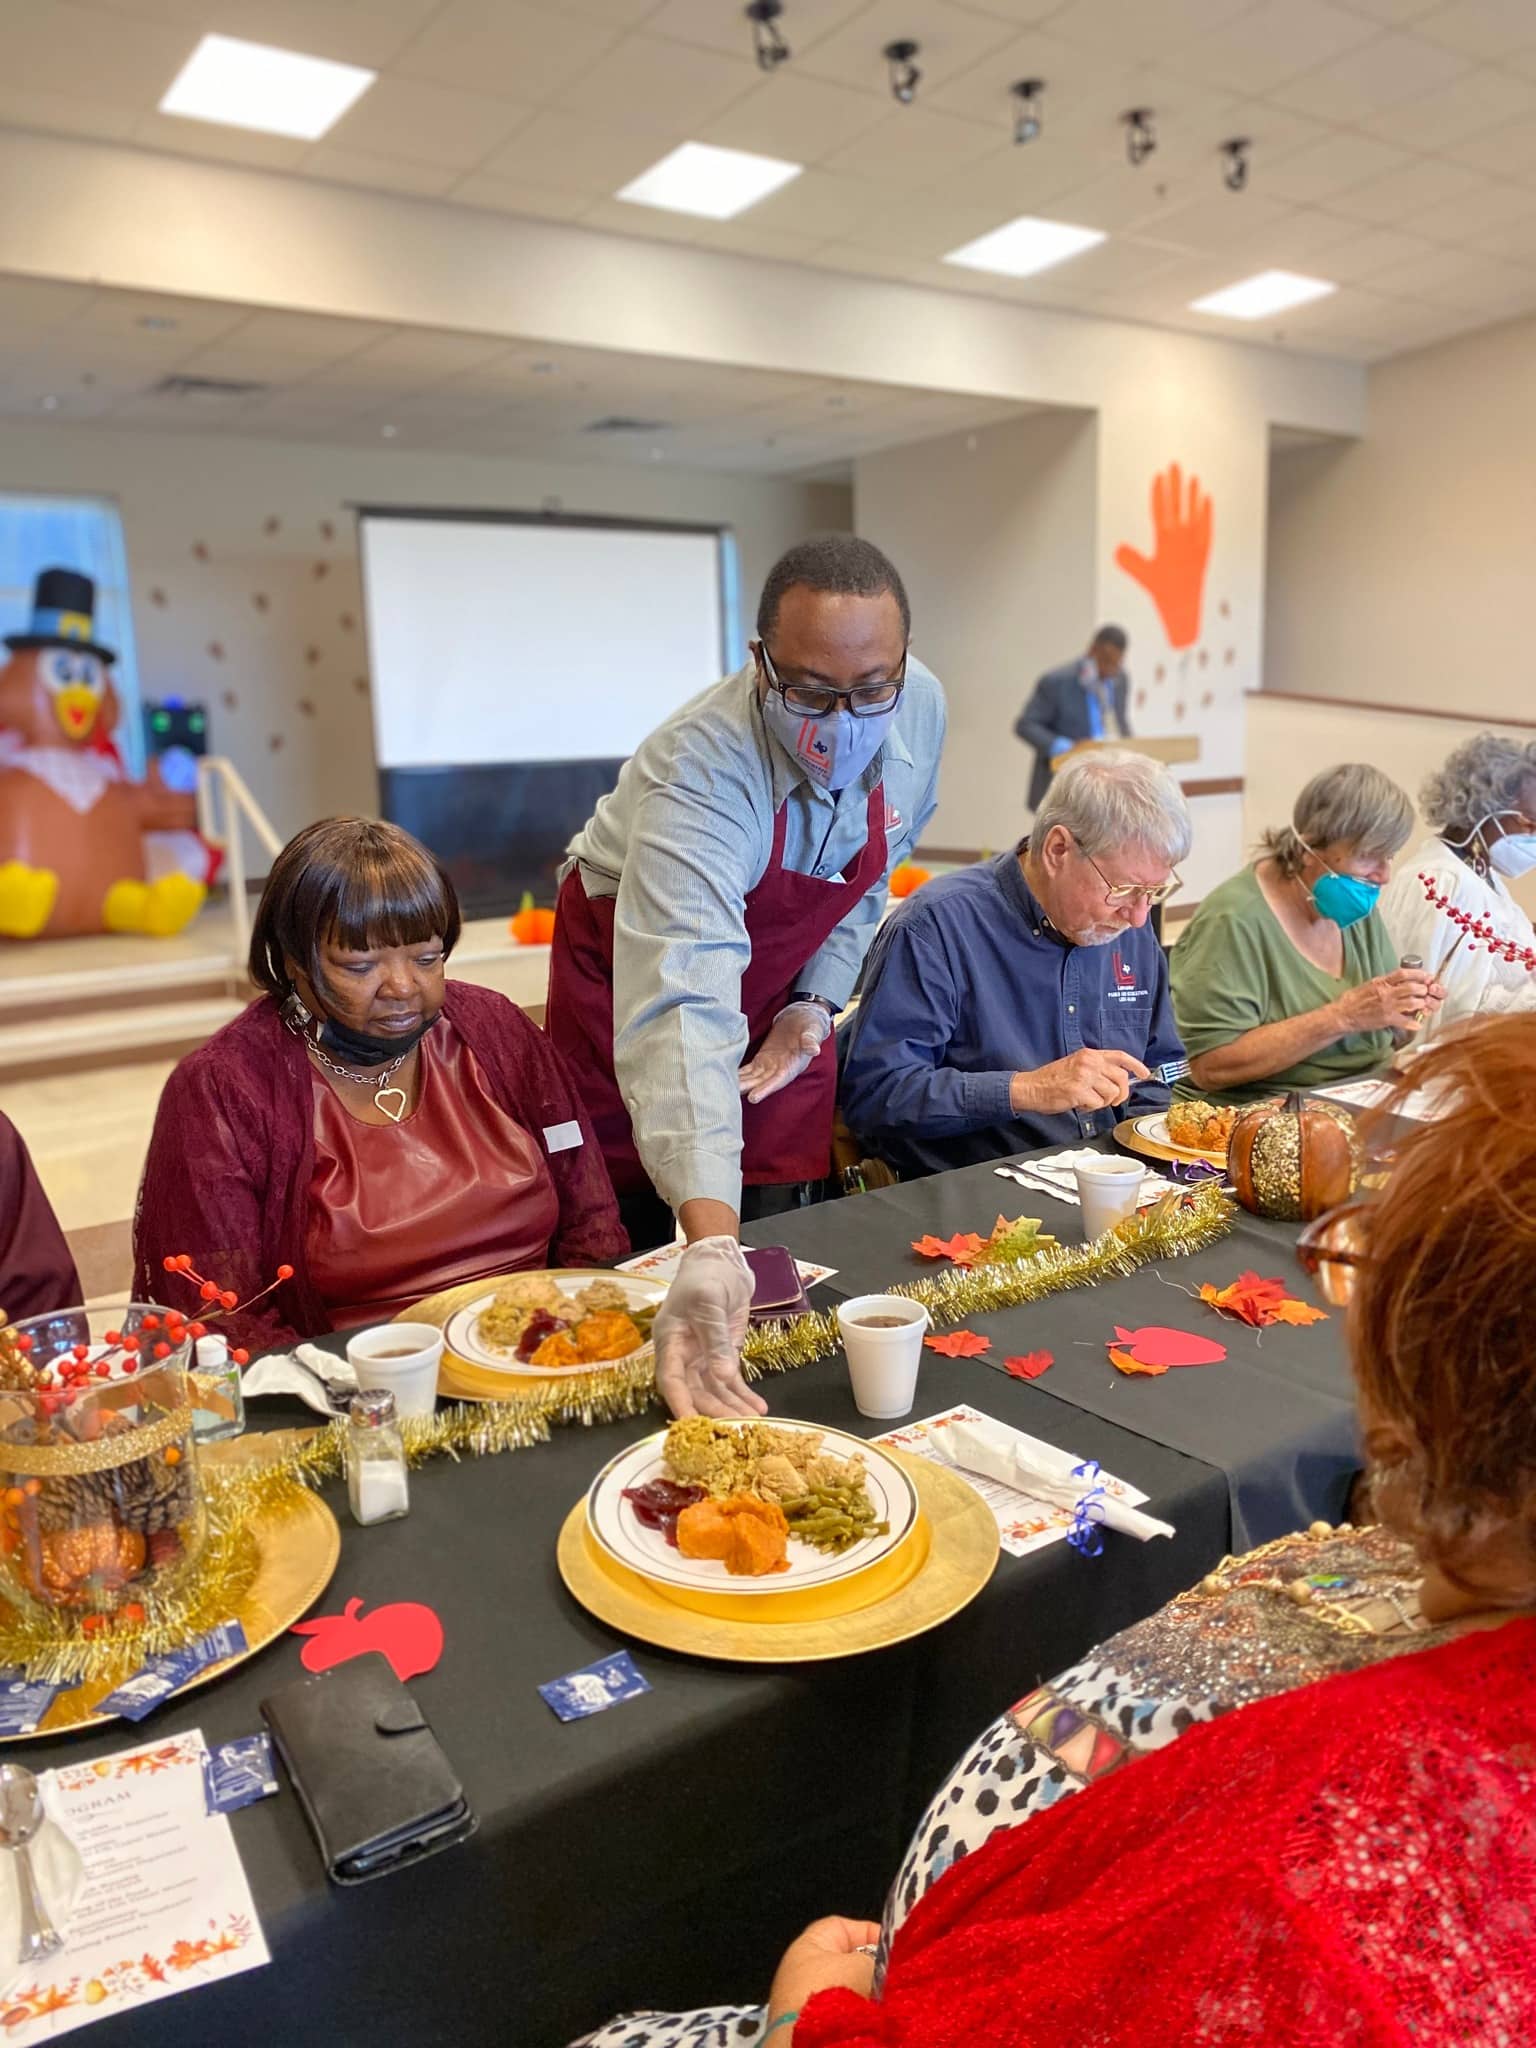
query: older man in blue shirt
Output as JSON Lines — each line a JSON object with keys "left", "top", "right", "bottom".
{"left": 840, "top": 750, "right": 1188, "bottom": 1180}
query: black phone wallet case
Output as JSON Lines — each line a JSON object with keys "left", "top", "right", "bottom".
{"left": 261, "top": 1653, "right": 477, "bottom": 1885}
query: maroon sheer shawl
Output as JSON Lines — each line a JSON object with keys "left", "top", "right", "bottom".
{"left": 0, "top": 1112, "right": 80, "bottom": 1319}
{"left": 132, "top": 983, "right": 627, "bottom": 1352}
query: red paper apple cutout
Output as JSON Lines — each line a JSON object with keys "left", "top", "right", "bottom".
{"left": 292, "top": 1596, "right": 444, "bottom": 1682}
{"left": 1112, "top": 1324, "right": 1228, "bottom": 1369}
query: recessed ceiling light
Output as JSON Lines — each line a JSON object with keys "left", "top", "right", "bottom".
{"left": 380, "top": 424, "right": 398, "bottom": 439}
{"left": 1190, "top": 270, "right": 1335, "bottom": 319}
{"left": 617, "top": 141, "right": 801, "bottom": 221}
{"left": 943, "top": 215, "right": 1105, "bottom": 279}
{"left": 159, "top": 34, "right": 375, "bottom": 141}
{"left": 39, "top": 395, "right": 59, "bottom": 412}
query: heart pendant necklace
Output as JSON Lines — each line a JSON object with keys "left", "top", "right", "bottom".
{"left": 305, "top": 1040, "right": 414, "bottom": 1122}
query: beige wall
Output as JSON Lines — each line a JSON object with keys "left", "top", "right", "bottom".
{"left": 0, "top": 418, "right": 849, "bottom": 846}
{"left": 1265, "top": 312, "right": 1536, "bottom": 720}
{"left": 855, "top": 411, "right": 1097, "bottom": 855}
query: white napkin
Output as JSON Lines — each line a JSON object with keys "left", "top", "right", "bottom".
{"left": 240, "top": 1342, "right": 357, "bottom": 1415}
{"left": 0, "top": 1782, "right": 87, "bottom": 1999}
{"left": 925, "top": 1414, "right": 1174, "bottom": 1543}
{"left": 998, "top": 1148, "right": 1182, "bottom": 1208}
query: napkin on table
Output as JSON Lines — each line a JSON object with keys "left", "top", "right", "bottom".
{"left": 925, "top": 1413, "right": 1174, "bottom": 1543}
{"left": 240, "top": 1342, "right": 358, "bottom": 1415}
{"left": 0, "top": 1780, "right": 86, "bottom": 1998}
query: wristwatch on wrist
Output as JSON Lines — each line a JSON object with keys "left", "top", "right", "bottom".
{"left": 791, "top": 992, "right": 837, "bottom": 1019}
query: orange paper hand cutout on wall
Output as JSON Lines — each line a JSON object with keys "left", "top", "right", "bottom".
{"left": 1114, "top": 462, "right": 1213, "bottom": 650}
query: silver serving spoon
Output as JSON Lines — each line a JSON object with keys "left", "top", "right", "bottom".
{"left": 0, "top": 1765, "right": 65, "bottom": 1966}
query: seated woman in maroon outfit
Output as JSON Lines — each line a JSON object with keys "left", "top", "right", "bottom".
{"left": 133, "top": 817, "right": 626, "bottom": 1352}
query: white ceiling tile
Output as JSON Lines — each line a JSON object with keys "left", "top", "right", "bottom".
{"left": 1329, "top": 154, "right": 1489, "bottom": 221}
{"left": 1333, "top": 0, "right": 1443, "bottom": 21}
{"left": 0, "top": 278, "right": 97, "bottom": 324}
{"left": 1438, "top": 114, "right": 1536, "bottom": 174}
{"left": 1361, "top": 63, "right": 1536, "bottom": 146}
{"left": 448, "top": 172, "right": 592, "bottom": 219}
{"left": 643, "top": 0, "right": 872, "bottom": 62}
{"left": 793, "top": 0, "right": 1018, "bottom": 93}
{"left": 1174, "top": 1, "right": 1379, "bottom": 95}
{"left": 300, "top": 146, "right": 462, "bottom": 198}
{"left": 324, "top": 77, "right": 530, "bottom": 171}
{"left": 1270, "top": 31, "right": 1474, "bottom": 122}
{"left": 0, "top": 2, "right": 195, "bottom": 113}
{"left": 395, "top": 2, "right": 619, "bottom": 99}
{"left": 171, "top": 343, "right": 354, "bottom": 385}
{"left": 1414, "top": 180, "right": 1536, "bottom": 237}
{"left": 1215, "top": 102, "right": 1335, "bottom": 162}
{"left": 1226, "top": 204, "right": 1378, "bottom": 264}
{"left": 229, "top": 311, "right": 395, "bottom": 359}
{"left": 1308, "top": 225, "right": 1443, "bottom": 279}
{"left": 579, "top": 197, "right": 707, "bottom": 243}
{"left": 687, "top": 219, "right": 826, "bottom": 262}
{"left": 110, "top": 0, "right": 428, "bottom": 68}
{"left": 1364, "top": 241, "right": 1536, "bottom": 305}
{"left": 549, "top": 30, "right": 759, "bottom": 125}
{"left": 1413, "top": 0, "right": 1536, "bottom": 60}
{"left": 347, "top": 330, "right": 514, "bottom": 376}
{"left": 1467, "top": 212, "right": 1536, "bottom": 260}
{"left": 728, "top": 168, "right": 890, "bottom": 240}
{"left": 698, "top": 72, "right": 890, "bottom": 163}
{"left": 943, "top": 0, "right": 1060, "bottom": 20}
{"left": 820, "top": 107, "right": 1010, "bottom": 187}
{"left": 76, "top": 291, "right": 251, "bottom": 346}
{"left": 1136, "top": 187, "right": 1295, "bottom": 249}
{"left": 480, "top": 110, "right": 681, "bottom": 195}
{"left": 1259, "top": 132, "right": 1414, "bottom": 201}
{"left": 557, "top": 0, "right": 670, "bottom": 23}
{"left": 130, "top": 114, "right": 311, "bottom": 170}
{"left": 927, "top": 28, "right": 1139, "bottom": 127}
{"left": 0, "top": 83, "right": 141, "bottom": 144}
{"left": 1039, "top": 0, "right": 1259, "bottom": 64}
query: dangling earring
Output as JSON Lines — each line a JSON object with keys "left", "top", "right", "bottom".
{"left": 279, "top": 988, "right": 316, "bottom": 1037}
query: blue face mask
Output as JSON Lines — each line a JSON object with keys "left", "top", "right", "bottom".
{"left": 761, "top": 686, "right": 897, "bottom": 793}
{"left": 1300, "top": 841, "right": 1381, "bottom": 930}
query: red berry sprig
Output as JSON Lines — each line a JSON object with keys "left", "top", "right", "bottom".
{"left": 1416, "top": 873, "right": 1536, "bottom": 974}
{"left": 159, "top": 1254, "right": 296, "bottom": 1325}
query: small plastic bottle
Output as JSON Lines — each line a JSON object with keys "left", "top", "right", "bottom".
{"left": 347, "top": 1389, "right": 410, "bottom": 1527}
{"left": 193, "top": 1331, "right": 246, "bottom": 1443}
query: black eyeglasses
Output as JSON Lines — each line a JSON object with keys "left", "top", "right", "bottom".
{"left": 757, "top": 642, "right": 907, "bottom": 718}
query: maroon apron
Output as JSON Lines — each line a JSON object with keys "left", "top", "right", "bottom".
{"left": 547, "top": 785, "right": 888, "bottom": 1195}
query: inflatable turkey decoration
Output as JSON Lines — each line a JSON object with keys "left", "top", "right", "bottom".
{"left": 0, "top": 569, "right": 207, "bottom": 939}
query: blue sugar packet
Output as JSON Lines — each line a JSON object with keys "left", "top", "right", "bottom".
{"left": 100, "top": 1621, "right": 249, "bottom": 1724}
{"left": 0, "top": 1670, "right": 78, "bottom": 1737}
{"left": 202, "top": 1732, "right": 278, "bottom": 1816}
{"left": 539, "top": 1649, "right": 651, "bottom": 1723}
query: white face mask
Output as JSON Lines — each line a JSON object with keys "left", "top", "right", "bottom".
{"left": 1489, "top": 832, "right": 1536, "bottom": 879}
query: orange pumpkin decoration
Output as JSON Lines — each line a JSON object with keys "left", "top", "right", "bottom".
{"left": 508, "top": 891, "right": 557, "bottom": 945}
{"left": 1227, "top": 1092, "right": 1358, "bottom": 1223}
{"left": 888, "top": 864, "right": 932, "bottom": 899}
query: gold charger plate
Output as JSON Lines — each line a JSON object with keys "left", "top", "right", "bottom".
{"left": 1114, "top": 1112, "right": 1226, "bottom": 1169}
{"left": 2, "top": 1434, "right": 341, "bottom": 1741}
{"left": 402, "top": 1271, "right": 658, "bottom": 1405}
{"left": 556, "top": 1450, "right": 998, "bottom": 1663}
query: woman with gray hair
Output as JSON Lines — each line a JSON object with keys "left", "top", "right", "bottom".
{"left": 1380, "top": 734, "right": 1536, "bottom": 1042}
{"left": 1171, "top": 763, "right": 1442, "bottom": 1103}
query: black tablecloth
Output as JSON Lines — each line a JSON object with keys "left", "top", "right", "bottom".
{"left": 24, "top": 1152, "right": 1356, "bottom": 2048}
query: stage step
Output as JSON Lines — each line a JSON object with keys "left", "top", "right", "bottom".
{"left": 0, "top": 995, "right": 245, "bottom": 1076}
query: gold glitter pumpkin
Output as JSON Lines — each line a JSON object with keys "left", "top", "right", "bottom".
{"left": 1227, "top": 1092, "right": 1358, "bottom": 1222}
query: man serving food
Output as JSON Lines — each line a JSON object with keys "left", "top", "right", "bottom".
{"left": 547, "top": 536, "right": 944, "bottom": 1420}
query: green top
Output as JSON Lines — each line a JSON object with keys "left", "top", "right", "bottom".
{"left": 1169, "top": 863, "right": 1396, "bottom": 1105}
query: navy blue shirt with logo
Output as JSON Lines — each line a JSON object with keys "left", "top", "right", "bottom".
{"left": 839, "top": 846, "right": 1183, "bottom": 1179}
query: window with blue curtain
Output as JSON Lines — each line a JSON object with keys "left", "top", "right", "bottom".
{"left": 0, "top": 493, "right": 143, "bottom": 776}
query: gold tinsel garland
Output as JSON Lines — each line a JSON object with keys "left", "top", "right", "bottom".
{"left": 0, "top": 1187, "right": 1233, "bottom": 1684}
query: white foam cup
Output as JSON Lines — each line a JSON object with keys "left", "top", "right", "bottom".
{"left": 836, "top": 1294, "right": 930, "bottom": 1420}
{"left": 1073, "top": 1156, "right": 1147, "bottom": 1240}
{"left": 344, "top": 1322, "right": 444, "bottom": 1421}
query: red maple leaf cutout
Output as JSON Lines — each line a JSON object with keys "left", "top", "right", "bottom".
{"left": 924, "top": 1329, "right": 991, "bottom": 1358}
{"left": 1004, "top": 1351, "right": 1054, "bottom": 1380}
{"left": 911, "top": 1232, "right": 983, "bottom": 1264}
{"left": 1199, "top": 1272, "right": 1328, "bottom": 1329}
{"left": 1112, "top": 1324, "right": 1228, "bottom": 1368}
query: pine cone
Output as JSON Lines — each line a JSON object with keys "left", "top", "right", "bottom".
{"left": 30, "top": 1410, "right": 195, "bottom": 1537}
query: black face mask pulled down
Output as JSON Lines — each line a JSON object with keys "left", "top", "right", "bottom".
{"left": 281, "top": 990, "right": 439, "bottom": 1068}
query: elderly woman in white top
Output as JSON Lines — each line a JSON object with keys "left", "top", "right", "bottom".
{"left": 1380, "top": 735, "right": 1536, "bottom": 1044}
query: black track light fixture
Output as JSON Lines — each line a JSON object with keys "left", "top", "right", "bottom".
{"left": 1122, "top": 107, "right": 1156, "bottom": 168}
{"left": 1220, "top": 137, "right": 1251, "bottom": 192}
{"left": 884, "top": 40, "right": 922, "bottom": 106}
{"left": 1010, "top": 78, "right": 1045, "bottom": 145}
{"left": 745, "top": 0, "right": 790, "bottom": 73}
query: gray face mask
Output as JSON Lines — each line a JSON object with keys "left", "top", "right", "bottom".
{"left": 761, "top": 686, "right": 897, "bottom": 792}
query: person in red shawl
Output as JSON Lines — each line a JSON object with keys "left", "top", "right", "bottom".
{"left": 133, "top": 817, "right": 625, "bottom": 1352}
{"left": 578, "top": 1013, "right": 1536, "bottom": 2048}
{"left": 0, "top": 1111, "right": 80, "bottom": 1319}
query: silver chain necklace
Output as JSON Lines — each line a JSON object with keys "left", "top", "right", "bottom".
{"left": 305, "top": 1039, "right": 414, "bottom": 1123}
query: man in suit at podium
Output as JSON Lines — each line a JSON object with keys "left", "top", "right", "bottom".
{"left": 1015, "top": 625, "right": 1131, "bottom": 810}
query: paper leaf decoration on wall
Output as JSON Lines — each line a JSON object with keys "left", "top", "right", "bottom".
{"left": 1114, "top": 462, "right": 1212, "bottom": 650}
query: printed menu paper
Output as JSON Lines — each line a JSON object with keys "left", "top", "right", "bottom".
{"left": 619, "top": 1242, "right": 836, "bottom": 1288}
{"left": 876, "top": 1404, "right": 1149, "bottom": 1559}
{"left": 3, "top": 1730, "right": 268, "bottom": 2040}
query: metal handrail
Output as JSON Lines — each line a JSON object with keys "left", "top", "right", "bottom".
{"left": 195, "top": 755, "right": 283, "bottom": 967}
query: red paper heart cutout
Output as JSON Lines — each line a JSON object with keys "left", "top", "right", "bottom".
{"left": 292, "top": 1595, "right": 444, "bottom": 1683}
{"left": 1112, "top": 1324, "right": 1228, "bottom": 1369}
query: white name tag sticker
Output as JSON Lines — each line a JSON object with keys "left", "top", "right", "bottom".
{"left": 543, "top": 1120, "right": 584, "bottom": 1154}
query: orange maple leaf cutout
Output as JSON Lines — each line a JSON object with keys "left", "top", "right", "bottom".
{"left": 924, "top": 1329, "right": 992, "bottom": 1358}
{"left": 1200, "top": 1271, "right": 1329, "bottom": 1329}
{"left": 1269, "top": 1297, "right": 1330, "bottom": 1326}
{"left": 911, "top": 1231, "right": 984, "bottom": 1264}
{"left": 1108, "top": 1346, "right": 1168, "bottom": 1377}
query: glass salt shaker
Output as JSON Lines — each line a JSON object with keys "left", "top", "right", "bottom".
{"left": 193, "top": 1331, "right": 246, "bottom": 1443}
{"left": 347, "top": 1389, "right": 411, "bottom": 1527}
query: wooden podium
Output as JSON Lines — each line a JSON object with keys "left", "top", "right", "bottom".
{"left": 1050, "top": 735, "right": 1201, "bottom": 774}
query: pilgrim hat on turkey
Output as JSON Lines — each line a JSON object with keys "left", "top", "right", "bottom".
{"left": 4, "top": 567, "right": 117, "bottom": 663}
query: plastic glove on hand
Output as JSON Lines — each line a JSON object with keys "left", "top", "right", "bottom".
{"left": 653, "top": 1236, "right": 766, "bottom": 1420}
{"left": 738, "top": 1001, "right": 832, "bottom": 1106}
